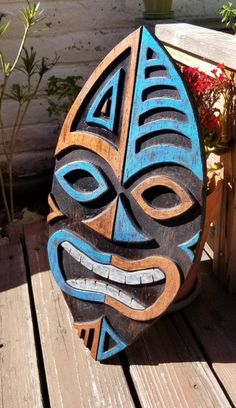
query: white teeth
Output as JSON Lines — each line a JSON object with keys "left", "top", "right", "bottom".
{"left": 66, "top": 278, "right": 145, "bottom": 310}
{"left": 109, "top": 269, "right": 126, "bottom": 284}
{"left": 62, "top": 241, "right": 166, "bottom": 311}
{"left": 62, "top": 241, "right": 165, "bottom": 285}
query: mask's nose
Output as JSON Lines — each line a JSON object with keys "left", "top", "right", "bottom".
{"left": 83, "top": 195, "right": 151, "bottom": 243}
{"left": 112, "top": 196, "right": 150, "bottom": 243}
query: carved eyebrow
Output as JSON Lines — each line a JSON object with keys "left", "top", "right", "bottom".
{"left": 131, "top": 175, "right": 194, "bottom": 221}
{"left": 55, "top": 160, "right": 109, "bottom": 202}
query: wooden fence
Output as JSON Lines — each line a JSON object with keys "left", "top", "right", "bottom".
{"left": 155, "top": 23, "right": 236, "bottom": 292}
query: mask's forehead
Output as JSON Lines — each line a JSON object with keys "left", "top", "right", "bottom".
{"left": 55, "top": 27, "right": 204, "bottom": 189}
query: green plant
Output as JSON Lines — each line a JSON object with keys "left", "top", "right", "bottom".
{"left": 0, "top": 1, "right": 57, "bottom": 223}
{"left": 219, "top": 2, "right": 236, "bottom": 34}
{"left": 47, "top": 75, "right": 82, "bottom": 123}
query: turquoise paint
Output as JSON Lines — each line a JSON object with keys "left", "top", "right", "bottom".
{"left": 55, "top": 160, "right": 108, "bottom": 202}
{"left": 123, "top": 27, "right": 204, "bottom": 183}
{"left": 113, "top": 196, "right": 151, "bottom": 242}
{"left": 178, "top": 232, "right": 200, "bottom": 262}
{"left": 125, "top": 144, "right": 196, "bottom": 181}
{"left": 141, "top": 98, "right": 184, "bottom": 114}
{"left": 97, "top": 317, "right": 127, "bottom": 361}
{"left": 86, "top": 69, "right": 122, "bottom": 132}
{"left": 47, "top": 229, "right": 111, "bottom": 301}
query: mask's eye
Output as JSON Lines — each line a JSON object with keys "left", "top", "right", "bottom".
{"left": 131, "top": 176, "right": 193, "bottom": 220}
{"left": 55, "top": 161, "right": 109, "bottom": 202}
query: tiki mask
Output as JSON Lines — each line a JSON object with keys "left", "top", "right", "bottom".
{"left": 47, "top": 27, "right": 206, "bottom": 361}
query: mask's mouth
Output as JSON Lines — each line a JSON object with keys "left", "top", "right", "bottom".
{"left": 48, "top": 229, "right": 181, "bottom": 321}
{"left": 62, "top": 240, "right": 165, "bottom": 310}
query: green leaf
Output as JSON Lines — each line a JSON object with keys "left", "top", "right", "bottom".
{"left": 0, "top": 20, "right": 10, "bottom": 36}
{"left": 21, "top": 2, "right": 44, "bottom": 29}
{"left": 47, "top": 75, "right": 82, "bottom": 121}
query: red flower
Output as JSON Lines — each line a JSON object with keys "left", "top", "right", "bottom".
{"left": 179, "top": 63, "right": 230, "bottom": 154}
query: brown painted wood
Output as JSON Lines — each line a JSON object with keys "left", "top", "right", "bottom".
{"left": 132, "top": 175, "right": 194, "bottom": 220}
{"left": 0, "top": 240, "right": 43, "bottom": 407}
{"left": 126, "top": 313, "right": 231, "bottom": 408}
{"left": 56, "top": 27, "right": 141, "bottom": 182}
{"left": 83, "top": 197, "right": 118, "bottom": 239}
{"left": 48, "top": 26, "right": 205, "bottom": 360}
{"left": 105, "top": 257, "right": 180, "bottom": 321}
{"left": 176, "top": 175, "right": 223, "bottom": 300}
{"left": 24, "top": 221, "right": 135, "bottom": 408}
{"left": 47, "top": 193, "right": 64, "bottom": 223}
{"left": 74, "top": 317, "right": 102, "bottom": 360}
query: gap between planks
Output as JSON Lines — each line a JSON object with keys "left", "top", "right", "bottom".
{"left": 0, "top": 237, "right": 43, "bottom": 408}
{"left": 183, "top": 259, "right": 236, "bottom": 407}
{"left": 23, "top": 221, "right": 135, "bottom": 408}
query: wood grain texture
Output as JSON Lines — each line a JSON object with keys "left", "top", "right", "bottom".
{"left": 74, "top": 317, "right": 102, "bottom": 360}
{"left": 131, "top": 175, "right": 194, "bottom": 220}
{"left": 48, "top": 26, "right": 205, "bottom": 359}
{"left": 155, "top": 23, "right": 236, "bottom": 71}
{"left": 183, "top": 259, "right": 236, "bottom": 405}
{"left": 56, "top": 27, "right": 141, "bottom": 182}
{"left": 24, "top": 221, "right": 135, "bottom": 408}
{"left": 47, "top": 193, "right": 64, "bottom": 223}
{"left": 0, "top": 241, "right": 43, "bottom": 408}
{"left": 83, "top": 197, "right": 118, "bottom": 239}
{"left": 176, "top": 175, "right": 223, "bottom": 300}
{"left": 126, "top": 313, "right": 231, "bottom": 408}
{"left": 106, "top": 257, "right": 181, "bottom": 321}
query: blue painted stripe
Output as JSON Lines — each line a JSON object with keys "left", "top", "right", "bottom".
{"left": 97, "top": 317, "right": 127, "bottom": 361}
{"left": 113, "top": 196, "right": 151, "bottom": 242}
{"left": 125, "top": 144, "right": 203, "bottom": 181}
{"left": 144, "top": 77, "right": 178, "bottom": 88}
{"left": 123, "top": 26, "right": 204, "bottom": 184}
{"left": 138, "top": 119, "right": 195, "bottom": 139}
{"left": 141, "top": 98, "right": 185, "bottom": 114}
{"left": 86, "top": 69, "right": 121, "bottom": 132}
{"left": 48, "top": 229, "right": 111, "bottom": 302}
{"left": 55, "top": 161, "right": 108, "bottom": 202}
{"left": 178, "top": 232, "right": 200, "bottom": 262}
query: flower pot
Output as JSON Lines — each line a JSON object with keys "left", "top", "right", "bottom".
{"left": 143, "top": 0, "right": 174, "bottom": 19}
{"left": 169, "top": 174, "right": 223, "bottom": 310}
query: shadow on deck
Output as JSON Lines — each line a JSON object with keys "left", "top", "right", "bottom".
{"left": 1, "top": 221, "right": 236, "bottom": 408}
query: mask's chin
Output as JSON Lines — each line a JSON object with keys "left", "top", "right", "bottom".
{"left": 48, "top": 229, "right": 180, "bottom": 321}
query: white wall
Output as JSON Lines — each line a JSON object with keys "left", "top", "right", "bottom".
{"left": 0, "top": 0, "right": 232, "bottom": 178}
{"left": 173, "top": 0, "right": 229, "bottom": 18}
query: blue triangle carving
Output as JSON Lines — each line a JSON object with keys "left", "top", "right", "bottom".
{"left": 113, "top": 196, "right": 151, "bottom": 242}
{"left": 97, "top": 317, "right": 127, "bottom": 361}
{"left": 178, "top": 231, "right": 200, "bottom": 262}
{"left": 86, "top": 69, "right": 121, "bottom": 132}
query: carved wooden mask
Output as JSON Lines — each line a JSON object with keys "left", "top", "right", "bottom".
{"left": 47, "top": 27, "right": 206, "bottom": 361}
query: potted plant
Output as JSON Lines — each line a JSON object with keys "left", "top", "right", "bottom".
{"left": 172, "top": 64, "right": 235, "bottom": 305}
{"left": 143, "top": 0, "right": 174, "bottom": 19}
{"left": 0, "top": 1, "right": 57, "bottom": 227}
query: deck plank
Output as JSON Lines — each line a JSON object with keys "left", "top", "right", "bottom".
{"left": 126, "top": 294, "right": 231, "bottom": 407}
{"left": 183, "top": 259, "right": 236, "bottom": 405}
{"left": 23, "top": 221, "right": 135, "bottom": 408}
{"left": 0, "top": 241, "right": 43, "bottom": 408}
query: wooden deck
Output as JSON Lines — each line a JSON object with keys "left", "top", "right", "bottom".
{"left": 1, "top": 221, "right": 236, "bottom": 408}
